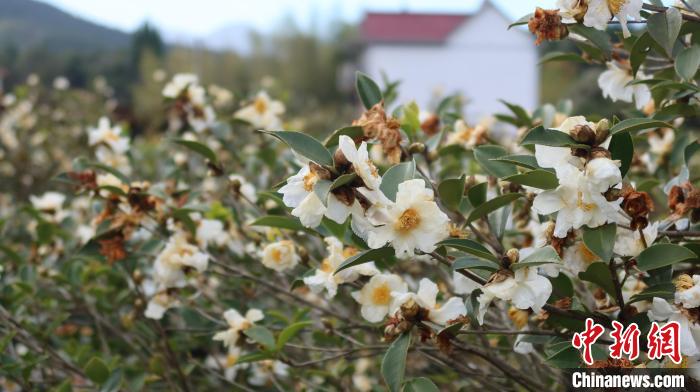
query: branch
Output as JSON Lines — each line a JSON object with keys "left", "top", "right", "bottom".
{"left": 642, "top": 3, "right": 700, "bottom": 22}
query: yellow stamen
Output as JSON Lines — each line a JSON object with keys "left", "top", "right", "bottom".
{"left": 394, "top": 208, "right": 421, "bottom": 232}
{"left": 371, "top": 284, "right": 391, "bottom": 305}
{"left": 254, "top": 97, "right": 267, "bottom": 114}
{"left": 607, "top": 0, "right": 626, "bottom": 15}
{"left": 226, "top": 353, "right": 238, "bottom": 367}
{"left": 320, "top": 259, "right": 333, "bottom": 273}
{"left": 303, "top": 172, "right": 318, "bottom": 192}
{"left": 576, "top": 191, "right": 596, "bottom": 212}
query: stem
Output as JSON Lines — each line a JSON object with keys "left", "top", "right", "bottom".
{"left": 609, "top": 259, "right": 627, "bottom": 321}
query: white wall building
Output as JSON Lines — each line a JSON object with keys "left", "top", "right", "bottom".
{"left": 359, "top": 0, "right": 538, "bottom": 121}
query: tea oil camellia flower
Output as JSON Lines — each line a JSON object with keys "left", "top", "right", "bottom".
{"left": 234, "top": 91, "right": 285, "bottom": 130}
{"left": 391, "top": 278, "right": 467, "bottom": 325}
{"left": 366, "top": 179, "right": 449, "bottom": 257}
{"left": 352, "top": 274, "right": 407, "bottom": 322}
{"left": 598, "top": 61, "right": 651, "bottom": 110}
{"left": 338, "top": 135, "right": 381, "bottom": 190}
{"left": 261, "top": 240, "right": 300, "bottom": 272}
{"left": 303, "top": 237, "right": 378, "bottom": 298}
{"left": 213, "top": 308, "right": 265, "bottom": 349}
{"left": 478, "top": 268, "right": 552, "bottom": 324}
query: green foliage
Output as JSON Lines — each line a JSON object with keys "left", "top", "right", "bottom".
{"left": 381, "top": 332, "right": 411, "bottom": 392}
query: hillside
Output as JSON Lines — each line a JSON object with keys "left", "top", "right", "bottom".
{"left": 0, "top": 0, "right": 130, "bottom": 51}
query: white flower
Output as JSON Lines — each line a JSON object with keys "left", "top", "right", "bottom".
{"left": 557, "top": 0, "right": 588, "bottom": 22}
{"left": 648, "top": 297, "right": 700, "bottom": 357}
{"left": 561, "top": 240, "right": 601, "bottom": 275}
{"left": 514, "top": 333, "right": 535, "bottom": 354}
{"left": 598, "top": 62, "right": 651, "bottom": 110}
{"left": 229, "top": 174, "right": 257, "bottom": 201}
{"left": 366, "top": 179, "right": 449, "bottom": 257}
{"left": 279, "top": 165, "right": 327, "bottom": 227}
{"left": 352, "top": 274, "right": 407, "bottom": 322}
{"left": 213, "top": 308, "right": 264, "bottom": 349}
{"left": 234, "top": 91, "right": 285, "bottom": 130}
{"left": 53, "top": 76, "right": 70, "bottom": 90}
{"left": 676, "top": 276, "right": 700, "bottom": 309}
{"left": 279, "top": 165, "right": 362, "bottom": 228}
{"left": 162, "top": 73, "right": 204, "bottom": 104}
{"left": 144, "top": 291, "right": 179, "bottom": 320}
{"left": 648, "top": 128, "right": 675, "bottom": 156}
{"left": 303, "top": 237, "right": 378, "bottom": 298}
{"left": 445, "top": 119, "right": 486, "bottom": 149}
{"left": 154, "top": 230, "right": 209, "bottom": 288}
{"left": 338, "top": 135, "right": 381, "bottom": 190}
{"left": 453, "top": 271, "right": 483, "bottom": 295}
{"left": 30, "top": 192, "right": 65, "bottom": 213}
{"left": 196, "top": 219, "right": 228, "bottom": 248}
{"left": 584, "top": 0, "right": 643, "bottom": 37}
{"left": 88, "top": 117, "right": 129, "bottom": 154}
{"left": 248, "top": 360, "right": 289, "bottom": 386}
{"left": 205, "top": 347, "right": 247, "bottom": 381}
{"left": 391, "top": 278, "right": 467, "bottom": 325}
{"left": 477, "top": 268, "right": 552, "bottom": 324}
{"left": 613, "top": 222, "right": 658, "bottom": 257}
{"left": 95, "top": 145, "right": 131, "bottom": 175}
{"left": 261, "top": 240, "right": 299, "bottom": 272}
{"left": 533, "top": 157, "right": 621, "bottom": 238}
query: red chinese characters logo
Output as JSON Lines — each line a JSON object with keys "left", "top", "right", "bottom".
{"left": 571, "top": 318, "right": 681, "bottom": 365}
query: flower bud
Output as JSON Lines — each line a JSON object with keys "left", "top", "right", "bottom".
{"left": 570, "top": 124, "right": 596, "bottom": 145}
{"left": 506, "top": 248, "right": 520, "bottom": 264}
{"left": 594, "top": 119, "right": 610, "bottom": 145}
{"left": 132, "top": 269, "right": 144, "bottom": 284}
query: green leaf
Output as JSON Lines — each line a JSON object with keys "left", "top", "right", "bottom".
{"left": 474, "top": 145, "right": 517, "bottom": 178}
{"left": 508, "top": 13, "right": 532, "bottom": 29}
{"left": 324, "top": 126, "right": 365, "bottom": 148}
{"left": 675, "top": 45, "right": 700, "bottom": 81}
{"left": 313, "top": 179, "right": 332, "bottom": 205}
{"left": 686, "top": 140, "right": 700, "bottom": 164}
{"left": 276, "top": 321, "right": 313, "bottom": 350}
{"left": 438, "top": 176, "right": 465, "bottom": 211}
{"left": 356, "top": 71, "right": 383, "bottom": 109}
{"left": 335, "top": 247, "right": 395, "bottom": 274}
{"left": 499, "top": 100, "right": 532, "bottom": 127}
{"left": 381, "top": 332, "right": 411, "bottom": 392}
{"left": 81, "top": 161, "right": 130, "bottom": 184}
{"left": 578, "top": 262, "right": 616, "bottom": 297}
{"left": 512, "top": 246, "right": 561, "bottom": 270}
{"left": 404, "top": 377, "right": 440, "bottom": 392}
{"left": 582, "top": 223, "right": 617, "bottom": 262}
{"left": 503, "top": 169, "right": 558, "bottom": 189}
{"left": 380, "top": 160, "right": 416, "bottom": 202}
{"left": 568, "top": 25, "right": 612, "bottom": 57}
{"left": 520, "top": 126, "right": 580, "bottom": 148}
{"left": 400, "top": 101, "right": 421, "bottom": 141}
{"left": 100, "top": 369, "right": 123, "bottom": 392}
{"left": 172, "top": 139, "right": 218, "bottom": 164}
{"left": 330, "top": 173, "right": 358, "bottom": 190}
{"left": 629, "top": 283, "right": 675, "bottom": 303}
{"left": 467, "top": 193, "right": 522, "bottom": 223}
{"left": 84, "top": 357, "right": 110, "bottom": 384}
{"left": 489, "top": 154, "right": 540, "bottom": 170}
{"left": 647, "top": 7, "right": 682, "bottom": 57}
{"left": 437, "top": 238, "right": 498, "bottom": 262}
{"left": 609, "top": 132, "right": 633, "bottom": 178}
{"left": 610, "top": 118, "right": 672, "bottom": 134}
{"left": 250, "top": 215, "right": 307, "bottom": 231}
{"left": 467, "top": 182, "right": 487, "bottom": 207}
{"left": 637, "top": 243, "right": 698, "bottom": 271}
{"left": 538, "top": 51, "right": 586, "bottom": 65}
{"left": 453, "top": 256, "right": 499, "bottom": 271}
{"left": 244, "top": 326, "right": 276, "bottom": 351}
{"left": 630, "top": 32, "right": 653, "bottom": 75}
{"left": 261, "top": 130, "right": 333, "bottom": 166}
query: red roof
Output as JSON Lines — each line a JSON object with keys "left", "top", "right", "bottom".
{"left": 360, "top": 12, "right": 469, "bottom": 44}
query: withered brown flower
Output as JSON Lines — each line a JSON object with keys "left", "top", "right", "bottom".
{"left": 352, "top": 102, "right": 403, "bottom": 164}
{"left": 528, "top": 7, "right": 569, "bottom": 46}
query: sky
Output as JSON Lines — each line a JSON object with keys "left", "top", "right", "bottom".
{"left": 41, "top": 0, "right": 558, "bottom": 37}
